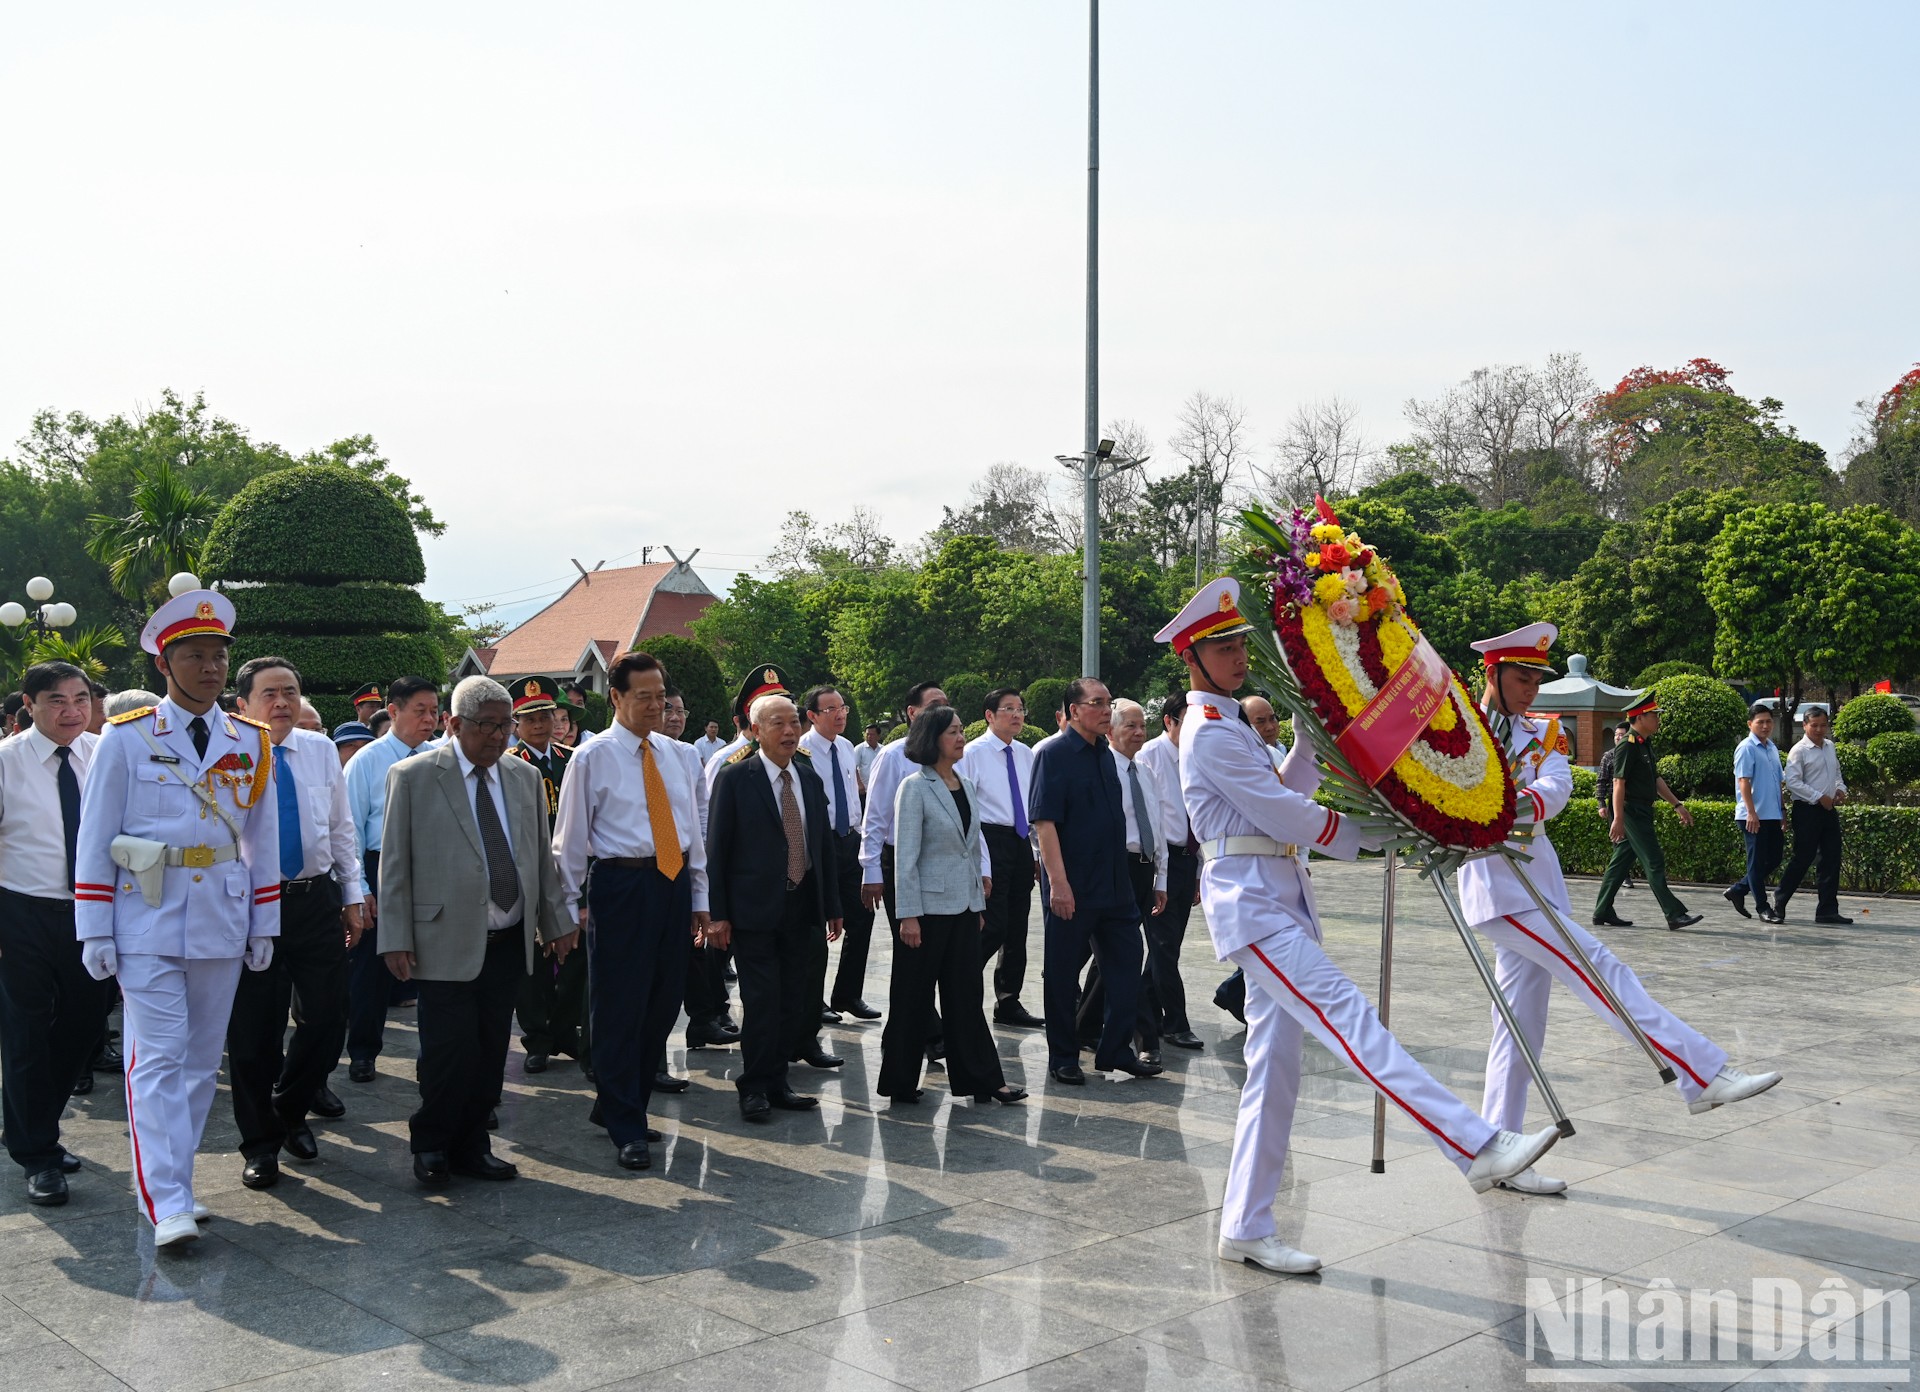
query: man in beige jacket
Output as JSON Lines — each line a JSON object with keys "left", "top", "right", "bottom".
{"left": 379, "top": 677, "right": 574, "bottom": 1186}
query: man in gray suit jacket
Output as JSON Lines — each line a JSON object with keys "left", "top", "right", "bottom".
{"left": 380, "top": 677, "right": 574, "bottom": 1186}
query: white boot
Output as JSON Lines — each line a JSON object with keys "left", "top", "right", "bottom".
{"left": 1466, "top": 1127, "right": 1561, "bottom": 1194}
{"left": 1688, "top": 1066, "right": 1783, "bottom": 1115}
{"left": 1219, "top": 1234, "right": 1322, "bottom": 1274}
{"left": 153, "top": 1213, "right": 200, "bottom": 1250}
{"left": 1497, "top": 1166, "right": 1568, "bottom": 1195}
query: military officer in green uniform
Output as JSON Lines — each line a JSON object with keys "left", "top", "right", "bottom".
{"left": 506, "top": 677, "right": 587, "bottom": 1073}
{"left": 1593, "top": 694, "right": 1704, "bottom": 931}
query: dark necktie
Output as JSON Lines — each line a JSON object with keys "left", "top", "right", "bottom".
{"left": 1006, "top": 744, "right": 1029, "bottom": 838}
{"left": 829, "top": 743, "right": 850, "bottom": 837}
{"left": 189, "top": 715, "right": 209, "bottom": 760}
{"left": 274, "top": 745, "right": 303, "bottom": 880}
{"left": 779, "top": 768, "right": 806, "bottom": 886}
{"left": 1493, "top": 710, "right": 1513, "bottom": 747}
{"left": 473, "top": 767, "right": 520, "bottom": 912}
{"left": 55, "top": 745, "right": 80, "bottom": 889}
{"left": 1126, "top": 759, "right": 1155, "bottom": 854}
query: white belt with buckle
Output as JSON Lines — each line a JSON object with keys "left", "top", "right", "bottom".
{"left": 165, "top": 844, "right": 239, "bottom": 869}
{"left": 1199, "top": 835, "right": 1301, "bottom": 863}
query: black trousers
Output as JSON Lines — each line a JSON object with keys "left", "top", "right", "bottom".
{"left": 1737, "top": 818, "right": 1784, "bottom": 905}
{"left": 1075, "top": 858, "right": 1159, "bottom": 1052}
{"left": 589, "top": 861, "right": 692, "bottom": 1147}
{"left": 410, "top": 927, "right": 525, "bottom": 1159}
{"left": 516, "top": 941, "right": 588, "bottom": 1058}
{"left": 1778, "top": 800, "right": 1843, "bottom": 915}
{"left": 879, "top": 909, "right": 1004, "bottom": 1099}
{"left": 733, "top": 887, "right": 815, "bottom": 1096}
{"left": 227, "top": 877, "right": 348, "bottom": 1160}
{"left": 980, "top": 824, "right": 1036, "bottom": 1005}
{"left": 829, "top": 830, "right": 878, "bottom": 1007}
{"left": 343, "top": 849, "right": 388, "bottom": 1065}
{"left": 880, "top": 843, "right": 941, "bottom": 1044}
{"left": 0, "top": 888, "right": 107, "bottom": 1173}
{"left": 1148, "top": 845, "right": 1197, "bottom": 1033}
{"left": 1043, "top": 898, "right": 1142, "bottom": 1072}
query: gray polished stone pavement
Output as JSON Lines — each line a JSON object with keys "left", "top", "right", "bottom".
{"left": 3, "top": 864, "right": 1914, "bottom": 1390}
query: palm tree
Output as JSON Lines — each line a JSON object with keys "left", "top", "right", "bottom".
{"left": 28, "top": 625, "right": 128, "bottom": 682}
{"left": 86, "top": 460, "right": 218, "bottom": 603}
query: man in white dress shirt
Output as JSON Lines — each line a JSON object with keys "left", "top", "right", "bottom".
{"left": 0, "top": 662, "right": 105, "bottom": 1206}
{"left": 1774, "top": 706, "right": 1851, "bottom": 924}
{"left": 801, "top": 685, "right": 879, "bottom": 1023}
{"left": 227, "top": 657, "right": 366, "bottom": 1190}
{"left": 960, "top": 687, "right": 1043, "bottom": 1028}
{"left": 1136, "top": 691, "right": 1203, "bottom": 1050}
{"left": 853, "top": 723, "right": 882, "bottom": 795}
{"left": 551, "top": 651, "right": 710, "bottom": 1170}
{"left": 693, "top": 719, "right": 728, "bottom": 767}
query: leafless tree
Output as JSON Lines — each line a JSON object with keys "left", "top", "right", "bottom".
{"left": 768, "top": 506, "right": 897, "bottom": 573}
{"left": 1400, "top": 353, "right": 1597, "bottom": 507}
{"left": 1048, "top": 418, "right": 1154, "bottom": 550}
{"left": 1168, "top": 391, "right": 1250, "bottom": 579}
{"left": 1257, "top": 395, "right": 1371, "bottom": 504}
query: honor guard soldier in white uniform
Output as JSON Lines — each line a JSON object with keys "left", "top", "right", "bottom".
{"left": 1161, "top": 579, "right": 1560, "bottom": 1275}
{"left": 1463, "top": 623, "right": 1782, "bottom": 1193}
{"left": 72, "top": 578, "right": 280, "bottom": 1250}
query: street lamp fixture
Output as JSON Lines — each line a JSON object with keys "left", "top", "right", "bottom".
{"left": 0, "top": 577, "right": 79, "bottom": 639}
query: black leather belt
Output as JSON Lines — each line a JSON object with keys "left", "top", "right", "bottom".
{"left": 487, "top": 920, "right": 523, "bottom": 941}
{"left": 599, "top": 855, "right": 658, "bottom": 870}
{"left": 1129, "top": 851, "right": 1156, "bottom": 866}
{"left": 280, "top": 874, "right": 330, "bottom": 894}
{"left": 1167, "top": 843, "right": 1195, "bottom": 859}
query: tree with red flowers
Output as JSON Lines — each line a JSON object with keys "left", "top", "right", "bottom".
{"left": 1843, "top": 363, "right": 1920, "bottom": 525}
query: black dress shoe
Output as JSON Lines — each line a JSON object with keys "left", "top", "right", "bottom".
{"left": 1756, "top": 907, "right": 1782, "bottom": 924}
{"left": 885, "top": 1090, "right": 925, "bottom": 1105}
{"left": 486, "top": 1108, "right": 499, "bottom": 1130}
{"left": 1103, "top": 1055, "right": 1164, "bottom": 1078}
{"left": 281, "top": 1123, "right": 319, "bottom": 1162}
{"left": 242, "top": 1156, "right": 280, "bottom": 1190}
{"left": 821, "top": 1007, "right": 844, "bottom": 1025}
{"left": 413, "top": 1151, "right": 451, "bottom": 1187}
{"left": 1592, "top": 912, "right": 1633, "bottom": 927}
{"left": 91, "top": 1042, "right": 124, "bottom": 1072}
{"left": 58, "top": 1151, "right": 82, "bottom": 1174}
{"left": 1721, "top": 885, "right": 1752, "bottom": 918}
{"left": 582, "top": 1062, "right": 597, "bottom": 1083}
{"left": 25, "top": 1168, "right": 68, "bottom": 1206}
{"left": 1139, "top": 1049, "right": 1163, "bottom": 1066}
{"left": 1049, "top": 1064, "right": 1086, "bottom": 1086}
{"left": 768, "top": 1087, "right": 819, "bottom": 1111}
{"left": 617, "top": 1141, "right": 652, "bottom": 1170}
{"left": 976, "top": 1087, "right": 1028, "bottom": 1105}
{"left": 309, "top": 1085, "right": 345, "bottom": 1119}
{"left": 993, "top": 1002, "right": 1045, "bottom": 1028}
{"left": 1667, "top": 913, "right": 1703, "bottom": 930}
{"left": 835, "top": 999, "right": 882, "bottom": 1021}
{"left": 524, "top": 1052, "right": 548, "bottom": 1074}
{"left": 653, "top": 1070, "right": 691, "bottom": 1093}
{"left": 1164, "top": 1030, "right": 1205, "bottom": 1050}
{"left": 1815, "top": 913, "right": 1854, "bottom": 925}
{"left": 740, "top": 1092, "right": 772, "bottom": 1122}
{"left": 799, "top": 1050, "right": 844, "bottom": 1069}
{"left": 348, "top": 1060, "right": 376, "bottom": 1083}
{"left": 686, "top": 1021, "right": 739, "bottom": 1050}
{"left": 644, "top": 1126, "right": 663, "bottom": 1142}
{"left": 451, "top": 1152, "right": 517, "bottom": 1181}
{"left": 69, "top": 1069, "right": 94, "bottom": 1096}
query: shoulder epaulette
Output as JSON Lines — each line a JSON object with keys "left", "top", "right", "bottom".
{"left": 233, "top": 713, "right": 271, "bottom": 730}
{"left": 107, "top": 706, "right": 155, "bottom": 725}
{"left": 553, "top": 741, "right": 575, "bottom": 755}
{"left": 725, "top": 742, "right": 758, "bottom": 764}
{"left": 792, "top": 748, "right": 813, "bottom": 765}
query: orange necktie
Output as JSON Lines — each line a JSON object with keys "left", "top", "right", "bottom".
{"left": 640, "top": 740, "right": 684, "bottom": 881}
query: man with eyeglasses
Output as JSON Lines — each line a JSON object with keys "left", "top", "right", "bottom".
{"left": 961, "top": 687, "right": 1043, "bottom": 1028}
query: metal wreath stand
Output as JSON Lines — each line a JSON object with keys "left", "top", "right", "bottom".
{"left": 1245, "top": 624, "right": 1678, "bottom": 1175}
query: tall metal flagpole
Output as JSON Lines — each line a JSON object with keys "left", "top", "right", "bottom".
{"left": 1370, "top": 852, "right": 1398, "bottom": 1174}
{"left": 1080, "top": 0, "right": 1101, "bottom": 677}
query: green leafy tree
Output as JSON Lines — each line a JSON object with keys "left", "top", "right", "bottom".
{"left": 84, "top": 460, "right": 219, "bottom": 603}
{"left": 1833, "top": 692, "right": 1915, "bottom": 742}
{"left": 1841, "top": 365, "right": 1920, "bottom": 524}
{"left": 1805, "top": 506, "right": 1920, "bottom": 695}
{"left": 1346, "top": 471, "right": 1479, "bottom": 532}
{"left": 635, "top": 634, "right": 729, "bottom": 738}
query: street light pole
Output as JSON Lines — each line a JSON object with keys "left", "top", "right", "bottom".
{"left": 1080, "top": 0, "right": 1101, "bottom": 678}
{"left": 0, "top": 576, "right": 78, "bottom": 643}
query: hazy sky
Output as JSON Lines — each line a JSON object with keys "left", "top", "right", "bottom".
{"left": 4, "top": 3, "right": 1913, "bottom": 627}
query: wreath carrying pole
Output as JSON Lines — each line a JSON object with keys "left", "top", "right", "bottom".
{"left": 1369, "top": 850, "right": 1398, "bottom": 1174}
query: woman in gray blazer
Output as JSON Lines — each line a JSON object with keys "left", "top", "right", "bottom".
{"left": 878, "top": 707, "right": 1025, "bottom": 1105}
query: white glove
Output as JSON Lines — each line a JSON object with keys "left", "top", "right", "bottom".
{"left": 243, "top": 937, "right": 275, "bottom": 972}
{"left": 81, "top": 940, "right": 118, "bottom": 980}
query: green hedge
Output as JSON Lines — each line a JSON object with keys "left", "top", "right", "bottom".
{"left": 1631, "top": 660, "right": 1710, "bottom": 687}
{"left": 635, "top": 635, "right": 728, "bottom": 737}
{"left": 1553, "top": 796, "right": 1920, "bottom": 893}
{"left": 1023, "top": 677, "right": 1071, "bottom": 726}
{"left": 942, "top": 673, "right": 993, "bottom": 723}
{"left": 1653, "top": 673, "right": 1747, "bottom": 752}
{"left": 1834, "top": 692, "right": 1915, "bottom": 742}
{"left": 228, "top": 633, "right": 446, "bottom": 702}
{"left": 227, "top": 582, "right": 431, "bottom": 636}
{"left": 961, "top": 719, "right": 1048, "bottom": 748}
{"left": 1656, "top": 748, "right": 1739, "bottom": 798}
{"left": 202, "top": 466, "right": 426, "bottom": 585}
{"left": 310, "top": 694, "right": 357, "bottom": 730}
{"left": 1868, "top": 731, "right": 1920, "bottom": 782}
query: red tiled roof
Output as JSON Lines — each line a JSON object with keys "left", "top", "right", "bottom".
{"left": 472, "top": 647, "right": 497, "bottom": 672}
{"left": 486, "top": 561, "right": 714, "bottom": 679}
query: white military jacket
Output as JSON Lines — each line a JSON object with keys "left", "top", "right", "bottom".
{"left": 73, "top": 696, "right": 282, "bottom": 957}
{"left": 1178, "top": 691, "right": 1363, "bottom": 959}
{"left": 1457, "top": 710, "right": 1572, "bottom": 925}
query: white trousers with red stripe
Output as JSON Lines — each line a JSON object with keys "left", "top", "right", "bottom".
{"left": 117, "top": 953, "right": 244, "bottom": 1225}
{"left": 1477, "top": 910, "right": 1727, "bottom": 1131}
{"left": 1222, "top": 923, "right": 1498, "bottom": 1240}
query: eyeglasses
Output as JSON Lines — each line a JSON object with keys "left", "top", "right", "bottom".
{"left": 464, "top": 718, "right": 510, "bottom": 736}
{"left": 1072, "top": 699, "right": 1112, "bottom": 710}
{"left": 994, "top": 706, "right": 1027, "bottom": 717}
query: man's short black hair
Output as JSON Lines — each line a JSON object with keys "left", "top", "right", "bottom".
{"left": 904, "top": 706, "right": 960, "bottom": 766}
{"left": 217, "top": 693, "right": 240, "bottom": 713}
{"left": 609, "top": 650, "right": 666, "bottom": 693}
{"left": 802, "top": 684, "right": 840, "bottom": 716}
{"left": 904, "top": 680, "right": 944, "bottom": 713}
{"left": 235, "top": 655, "right": 301, "bottom": 700}
{"left": 368, "top": 710, "right": 393, "bottom": 736}
{"left": 22, "top": 662, "right": 88, "bottom": 701}
{"left": 1162, "top": 689, "right": 1188, "bottom": 723}
{"left": 1615, "top": 720, "right": 1632, "bottom": 733}
{"left": 1749, "top": 701, "right": 1777, "bottom": 720}
{"left": 387, "top": 675, "right": 437, "bottom": 707}
{"left": 88, "top": 679, "right": 108, "bottom": 699}
{"left": 1063, "top": 677, "right": 1104, "bottom": 714}
{"left": 665, "top": 684, "right": 683, "bottom": 701}
{"left": 983, "top": 686, "right": 1023, "bottom": 719}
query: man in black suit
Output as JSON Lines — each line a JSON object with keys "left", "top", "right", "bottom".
{"left": 705, "top": 694, "right": 843, "bottom": 1121}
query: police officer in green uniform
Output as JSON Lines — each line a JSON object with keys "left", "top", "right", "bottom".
{"left": 1593, "top": 695, "right": 1704, "bottom": 930}
{"left": 505, "top": 677, "right": 587, "bottom": 1073}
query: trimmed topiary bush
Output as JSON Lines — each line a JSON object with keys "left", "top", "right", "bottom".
{"left": 962, "top": 719, "right": 1048, "bottom": 748}
{"left": 205, "top": 465, "right": 442, "bottom": 714}
{"left": 1834, "top": 692, "right": 1916, "bottom": 743}
{"left": 635, "top": 635, "right": 728, "bottom": 740}
{"left": 1631, "top": 660, "right": 1711, "bottom": 688}
{"left": 1656, "top": 748, "right": 1737, "bottom": 799}
{"left": 1867, "top": 731, "right": 1920, "bottom": 784}
{"left": 941, "top": 673, "right": 993, "bottom": 724}
{"left": 1023, "top": 677, "right": 1070, "bottom": 728}
{"left": 1651, "top": 674, "right": 1748, "bottom": 753}
{"left": 1835, "top": 741, "right": 1873, "bottom": 790}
